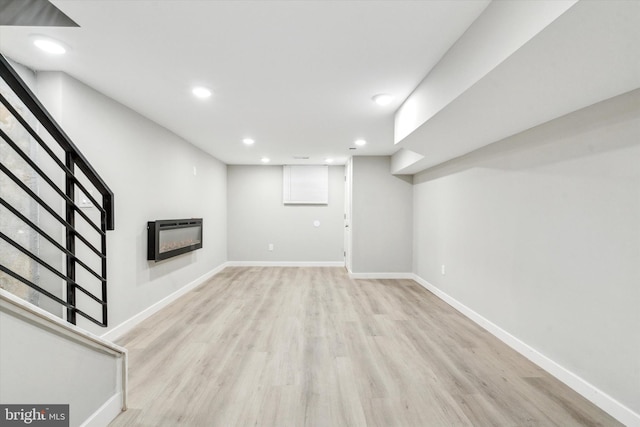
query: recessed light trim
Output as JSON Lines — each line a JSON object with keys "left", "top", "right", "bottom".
{"left": 192, "top": 86, "right": 212, "bottom": 99}
{"left": 325, "top": 158, "right": 334, "bottom": 163}
{"left": 242, "top": 138, "right": 255, "bottom": 145}
{"left": 32, "top": 37, "right": 66, "bottom": 55}
{"left": 372, "top": 93, "right": 394, "bottom": 106}
{"left": 355, "top": 139, "right": 367, "bottom": 146}
{"left": 261, "top": 157, "right": 270, "bottom": 163}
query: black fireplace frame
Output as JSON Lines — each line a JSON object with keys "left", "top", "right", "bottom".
{"left": 147, "top": 218, "right": 203, "bottom": 262}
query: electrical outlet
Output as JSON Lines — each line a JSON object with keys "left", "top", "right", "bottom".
{"left": 441, "top": 265, "right": 446, "bottom": 275}
{"left": 268, "top": 243, "right": 274, "bottom": 251}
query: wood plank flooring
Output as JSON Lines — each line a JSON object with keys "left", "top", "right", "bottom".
{"left": 109, "top": 267, "right": 621, "bottom": 427}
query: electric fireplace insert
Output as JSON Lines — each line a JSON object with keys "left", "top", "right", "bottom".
{"left": 147, "top": 218, "right": 203, "bottom": 261}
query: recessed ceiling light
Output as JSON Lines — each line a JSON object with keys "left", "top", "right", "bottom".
{"left": 242, "top": 138, "right": 255, "bottom": 145}
{"left": 261, "top": 157, "right": 270, "bottom": 163}
{"left": 355, "top": 139, "right": 367, "bottom": 146}
{"left": 192, "top": 86, "right": 212, "bottom": 99}
{"left": 32, "top": 37, "right": 66, "bottom": 55}
{"left": 325, "top": 158, "right": 334, "bottom": 163}
{"left": 372, "top": 93, "right": 394, "bottom": 106}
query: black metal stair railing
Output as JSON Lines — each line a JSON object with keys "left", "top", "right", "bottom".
{"left": 0, "top": 54, "right": 114, "bottom": 327}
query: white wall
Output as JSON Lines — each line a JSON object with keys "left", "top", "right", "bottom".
{"left": 413, "top": 90, "right": 640, "bottom": 419}
{"left": 0, "top": 305, "right": 121, "bottom": 427}
{"left": 36, "top": 72, "right": 227, "bottom": 335}
{"left": 227, "top": 165, "right": 344, "bottom": 263}
{"left": 351, "top": 156, "right": 413, "bottom": 274}
{"left": 7, "top": 58, "right": 36, "bottom": 88}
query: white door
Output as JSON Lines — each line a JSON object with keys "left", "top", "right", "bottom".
{"left": 344, "top": 158, "right": 353, "bottom": 272}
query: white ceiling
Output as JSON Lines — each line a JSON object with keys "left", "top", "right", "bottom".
{"left": 0, "top": 0, "right": 490, "bottom": 165}
{"left": 393, "top": 0, "right": 640, "bottom": 174}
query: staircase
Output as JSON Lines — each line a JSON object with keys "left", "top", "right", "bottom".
{"left": 0, "top": 55, "right": 125, "bottom": 427}
{"left": 0, "top": 54, "right": 114, "bottom": 326}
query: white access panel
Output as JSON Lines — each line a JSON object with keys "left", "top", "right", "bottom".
{"left": 283, "top": 165, "right": 328, "bottom": 204}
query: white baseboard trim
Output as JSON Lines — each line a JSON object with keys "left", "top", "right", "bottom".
{"left": 80, "top": 392, "right": 123, "bottom": 427}
{"left": 411, "top": 274, "right": 640, "bottom": 427}
{"left": 349, "top": 272, "right": 414, "bottom": 280}
{"left": 101, "top": 262, "right": 229, "bottom": 342}
{"left": 226, "top": 261, "right": 345, "bottom": 267}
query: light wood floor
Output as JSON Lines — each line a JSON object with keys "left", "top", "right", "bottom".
{"left": 110, "top": 267, "right": 621, "bottom": 427}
